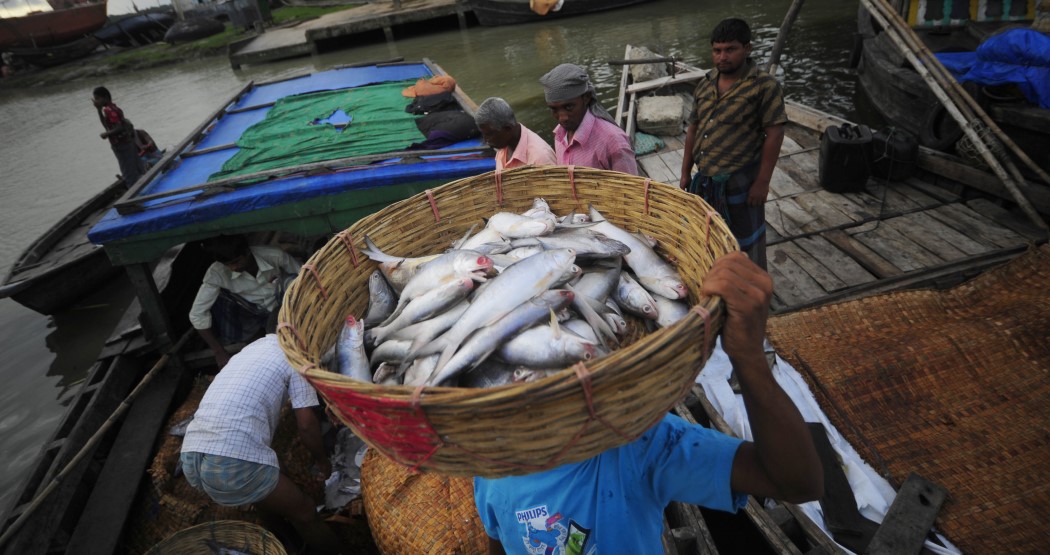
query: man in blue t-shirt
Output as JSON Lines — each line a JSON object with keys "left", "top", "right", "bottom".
{"left": 474, "top": 253, "right": 823, "bottom": 554}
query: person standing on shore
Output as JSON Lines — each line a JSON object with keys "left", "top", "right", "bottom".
{"left": 92, "top": 86, "right": 144, "bottom": 187}
{"left": 474, "top": 97, "right": 556, "bottom": 171}
{"left": 679, "top": 18, "right": 786, "bottom": 270}
{"left": 540, "top": 63, "right": 639, "bottom": 175}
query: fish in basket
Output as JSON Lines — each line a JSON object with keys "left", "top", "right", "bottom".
{"left": 277, "top": 165, "right": 738, "bottom": 478}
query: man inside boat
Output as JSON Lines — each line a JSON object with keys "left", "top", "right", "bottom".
{"left": 92, "top": 86, "right": 145, "bottom": 187}
{"left": 189, "top": 234, "right": 302, "bottom": 369}
{"left": 180, "top": 334, "right": 344, "bottom": 555}
{"left": 475, "top": 253, "right": 822, "bottom": 554}
{"left": 679, "top": 18, "right": 786, "bottom": 271}
{"left": 540, "top": 63, "right": 640, "bottom": 175}
{"left": 475, "top": 96, "right": 557, "bottom": 171}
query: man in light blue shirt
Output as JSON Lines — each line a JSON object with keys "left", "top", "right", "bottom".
{"left": 475, "top": 253, "right": 823, "bottom": 554}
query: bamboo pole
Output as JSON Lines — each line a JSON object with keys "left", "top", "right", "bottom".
{"left": 867, "top": 0, "right": 1050, "bottom": 188}
{"left": 766, "top": 0, "right": 807, "bottom": 75}
{"left": 861, "top": 0, "right": 1048, "bottom": 234}
{"left": 0, "top": 330, "right": 193, "bottom": 550}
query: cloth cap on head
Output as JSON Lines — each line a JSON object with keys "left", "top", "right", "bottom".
{"left": 540, "top": 63, "right": 616, "bottom": 124}
{"left": 540, "top": 63, "right": 593, "bottom": 103}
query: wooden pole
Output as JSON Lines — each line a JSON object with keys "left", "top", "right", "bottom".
{"left": 862, "top": 0, "right": 1049, "bottom": 235}
{"left": 868, "top": 0, "right": 1050, "bottom": 188}
{"left": 766, "top": 0, "right": 807, "bottom": 75}
{"left": 0, "top": 330, "right": 193, "bottom": 550}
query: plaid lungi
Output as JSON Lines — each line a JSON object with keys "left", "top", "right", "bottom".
{"left": 688, "top": 162, "right": 766, "bottom": 270}
{"left": 180, "top": 451, "right": 279, "bottom": 506}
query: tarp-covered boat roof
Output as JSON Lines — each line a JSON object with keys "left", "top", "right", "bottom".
{"left": 88, "top": 61, "right": 494, "bottom": 265}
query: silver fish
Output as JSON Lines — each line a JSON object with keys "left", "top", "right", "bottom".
{"left": 652, "top": 293, "right": 690, "bottom": 328}
{"left": 336, "top": 315, "right": 371, "bottom": 382}
{"left": 613, "top": 271, "right": 659, "bottom": 320}
{"left": 427, "top": 290, "right": 575, "bottom": 386}
{"left": 487, "top": 211, "right": 555, "bottom": 238}
{"left": 373, "top": 276, "right": 474, "bottom": 342}
{"left": 363, "top": 270, "right": 397, "bottom": 327}
{"left": 513, "top": 367, "right": 561, "bottom": 383}
{"left": 511, "top": 230, "right": 630, "bottom": 259}
{"left": 381, "top": 249, "right": 493, "bottom": 326}
{"left": 403, "top": 354, "right": 439, "bottom": 387}
{"left": 571, "top": 258, "right": 622, "bottom": 303}
{"left": 588, "top": 205, "right": 688, "bottom": 299}
{"left": 388, "top": 300, "right": 469, "bottom": 346}
{"left": 370, "top": 339, "right": 412, "bottom": 366}
{"left": 361, "top": 235, "right": 440, "bottom": 293}
{"left": 423, "top": 249, "right": 578, "bottom": 374}
{"left": 457, "top": 358, "right": 520, "bottom": 388}
{"left": 457, "top": 224, "right": 507, "bottom": 251}
{"left": 497, "top": 320, "right": 599, "bottom": 368}
{"left": 372, "top": 362, "right": 403, "bottom": 385}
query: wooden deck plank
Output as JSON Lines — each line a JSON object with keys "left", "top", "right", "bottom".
{"left": 657, "top": 150, "right": 684, "bottom": 184}
{"left": 927, "top": 203, "right": 1029, "bottom": 249}
{"left": 768, "top": 245, "right": 828, "bottom": 306}
{"left": 772, "top": 241, "right": 849, "bottom": 292}
{"left": 639, "top": 155, "right": 677, "bottom": 184}
{"left": 792, "top": 191, "right": 858, "bottom": 228}
{"left": 903, "top": 177, "right": 961, "bottom": 203}
{"left": 767, "top": 198, "right": 813, "bottom": 236}
{"left": 769, "top": 167, "right": 807, "bottom": 199}
{"left": 780, "top": 134, "right": 805, "bottom": 155}
{"left": 790, "top": 149, "right": 821, "bottom": 184}
{"left": 865, "top": 182, "right": 924, "bottom": 214}
{"left": 815, "top": 189, "right": 880, "bottom": 222}
{"left": 883, "top": 214, "right": 970, "bottom": 262}
{"left": 794, "top": 235, "right": 878, "bottom": 287}
{"left": 848, "top": 220, "right": 945, "bottom": 271}
{"left": 888, "top": 181, "right": 942, "bottom": 208}
{"left": 893, "top": 210, "right": 993, "bottom": 256}
{"left": 823, "top": 229, "right": 903, "bottom": 278}
{"left": 965, "top": 198, "right": 1047, "bottom": 243}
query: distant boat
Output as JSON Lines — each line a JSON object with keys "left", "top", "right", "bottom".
{"left": 0, "top": 0, "right": 109, "bottom": 49}
{"left": 93, "top": 10, "right": 174, "bottom": 47}
{"left": 466, "top": 0, "right": 653, "bottom": 26}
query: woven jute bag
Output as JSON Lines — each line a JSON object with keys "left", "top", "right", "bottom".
{"left": 278, "top": 165, "right": 736, "bottom": 477}
{"left": 144, "top": 520, "right": 287, "bottom": 555}
{"left": 361, "top": 449, "right": 487, "bottom": 553}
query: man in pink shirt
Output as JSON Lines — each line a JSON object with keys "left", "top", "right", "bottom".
{"left": 475, "top": 97, "right": 556, "bottom": 171}
{"left": 540, "top": 63, "right": 639, "bottom": 175}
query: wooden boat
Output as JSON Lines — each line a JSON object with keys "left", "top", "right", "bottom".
{"left": 853, "top": 0, "right": 1050, "bottom": 173}
{"left": 466, "top": 0, "right": 653, "bottom": 26}
{"left": 0, "top": 0, "right": 108, "bottom": 49}
{"left": 0, "top": 178, "right": 126, "bottom": 314}
{"left": 615, "top": 44, "right": 1047, "bottom": 553}
{"left": 93, "top": 10, "right": 174, "bottom": 47}
{"left": 0, "top": 58, "right": 493, "bottom": 555}
{"left": 6, "top": 34, "right": 100, "bottom": 67}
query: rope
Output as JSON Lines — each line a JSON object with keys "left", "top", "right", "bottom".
{"left": 275, "top": 321, "right": 306, "bottom": 350}
{"left": 300, "top": 264, "right": 328, "bottom": 300}
{"left": 336, "top": 231, "right": 359, "bottom": 268}
{"left": 573, "top": 362, "right": 632, "bottom": 441}
{"left": 425, "top": 189, "right": 441, "bottom": 222}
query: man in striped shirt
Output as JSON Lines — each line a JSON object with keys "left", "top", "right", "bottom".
{"left": 680, "top": 18, "right": 787, "bottom": 270}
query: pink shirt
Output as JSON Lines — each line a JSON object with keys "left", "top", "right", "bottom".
{"left": 553, "top": 110, "right": 639, "bottom": 175}
{"left": 496, "top": 123, "right": 557, "bottom": 171}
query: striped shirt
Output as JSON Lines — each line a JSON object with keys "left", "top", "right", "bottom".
{"left": 554, "top": 110, "right": 639, "bottom": 175}
{"left": 687, "top": 59, "right": 787, "bottom": 176}
{"left": 497, "top": 123, "right": 557, "bottom": 171}
{"left": 181, "top": 335, "right": 319, "bottom": 467}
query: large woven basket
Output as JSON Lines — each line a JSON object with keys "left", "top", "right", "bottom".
{"left": 361, "top": 448, "right": 487, "bottom": 553}
{"left": 144, "top": 520, "right": 287, "bottom": 555}
{"left": 278, "top": 165, "right": 736, "bottom": 477}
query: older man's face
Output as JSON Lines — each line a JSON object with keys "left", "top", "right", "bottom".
{"left": 479, "top": 122, "right": 516, "bottom": 150}
{"left": 547, "top": 93, "right": 589, "bottom": 132}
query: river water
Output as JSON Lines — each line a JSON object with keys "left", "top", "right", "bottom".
{"left": 0, "top": 0, "right": 861, "bottom": 518}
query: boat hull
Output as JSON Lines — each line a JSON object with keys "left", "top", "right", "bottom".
{"left": 1, "top": 179, "right": 127, "bottom": 314}
{"left": 854, "top": 6, "right": 1050, "bottom": 173}
{"left": 0, "top": 1, "right": 108, "bottom": 49}
{"left": 467, "top": 0, "right": 652, "bottom": 26}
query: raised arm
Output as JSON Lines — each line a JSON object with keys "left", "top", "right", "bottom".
{"left": 702, "top": 253, "right": 822, "bottom": 503}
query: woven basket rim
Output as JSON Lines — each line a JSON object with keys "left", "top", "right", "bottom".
{"left": 277, "top": 164, "right": 736, "bottom": 475}
{"left": 144, "top": 519, "right": 286, "bottom": 555}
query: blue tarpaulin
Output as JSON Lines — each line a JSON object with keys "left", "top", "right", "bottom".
{"left": 936, "top": 29, "right": 1050, "bottom": 109}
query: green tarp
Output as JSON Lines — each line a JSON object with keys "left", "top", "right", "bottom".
{"left": 210, "top": 80, "right": 425, "bottom": 182}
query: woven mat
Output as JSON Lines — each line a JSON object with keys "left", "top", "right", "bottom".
{"left": 767, "top": 245, "right": 1050, "bottom": 553}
